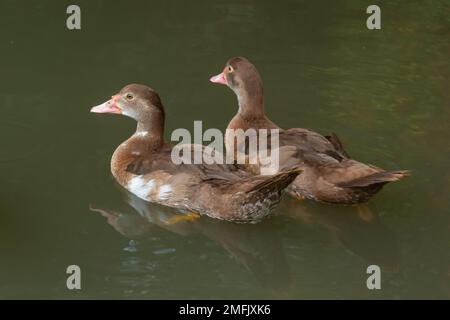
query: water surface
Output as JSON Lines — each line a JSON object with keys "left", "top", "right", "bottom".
{"left": 0, "top": 0, "right": 449, "bottom": 299}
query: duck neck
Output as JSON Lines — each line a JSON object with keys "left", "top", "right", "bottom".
{"left": 134, "top": 110, "right": 165, "bottom": 150}
{"left": 111, "top": 109, "right": 165, "bottom": 186}
{"left": 235, "top": 81, "right": 265, "bottom": 121}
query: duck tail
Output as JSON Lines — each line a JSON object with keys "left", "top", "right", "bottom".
{"left": 247, "top": 167, "right": 302, "bottom": 194}
{"left": 338, "top": 170, "right": 411, "bottom": 188}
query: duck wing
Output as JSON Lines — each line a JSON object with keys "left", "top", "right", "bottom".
{"left": 279, "top": 128, "right": 348, "bottom": 162}
{"left": 325, "top": 132, "right": 351, "bottom": 158}
{"left": 124, "top": 143, "right": 301, "bottom": 194}
{"left": 125, "top": 144, "right": 245, "bottom": 181}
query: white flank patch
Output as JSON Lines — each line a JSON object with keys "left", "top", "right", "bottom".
{"left": 131, "top": 151, "right": 141, "bottom": 156}
{"left": 127, "top": 176, "right": 155, "bottom": 200}
{"left": 158, "top": 184, "right": 172, "bottom": 200}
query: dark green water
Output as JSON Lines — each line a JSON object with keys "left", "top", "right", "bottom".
{"left": 1, "top": 0, "right": 449, "bottom": 299}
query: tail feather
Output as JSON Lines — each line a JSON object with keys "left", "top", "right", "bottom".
{"left": 338, "top": 170, "right": 410, "bottom": 188}
{"left": 247, "top": 168, "right": 302, "bottom": 193}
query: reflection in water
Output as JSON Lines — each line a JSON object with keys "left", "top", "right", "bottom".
{"left": 282, "top": 200, "right": 400, "bottom": 272}
{"left": 91, "top": 191, "right": 400, "bottom": 295}
{"left": 91, "top": 193, "right": 291, "bottom": 295}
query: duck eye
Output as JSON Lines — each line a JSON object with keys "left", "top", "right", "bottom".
{"left": 227, "top": 65, "right": 234, "bottom": 73}
{"left": 125, "top": 93, "right": 134, "bottom": 100}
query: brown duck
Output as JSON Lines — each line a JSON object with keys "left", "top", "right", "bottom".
{"left": 90, "top": 84, "right": 301, "bottom": 222}
{"left": 210, "top": 57, "right": 409, "bottom": 204}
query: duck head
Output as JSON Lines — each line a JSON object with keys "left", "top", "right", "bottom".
{"left": 210, "top": 56, "right": 263, "bottom": 89}
{"left": 91, "top": 84, "right": 164, "bottom": 120}
{"left": 210, "top": 57, "right": 264, "bottom": 117}
{"left": 90, "top": 83, "right": 165, "bottom": 138}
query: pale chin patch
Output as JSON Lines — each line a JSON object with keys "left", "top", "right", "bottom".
{"left": 121, "top": 108, "right": 138, "bottom": 120}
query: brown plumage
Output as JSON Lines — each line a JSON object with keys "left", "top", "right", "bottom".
{"left": 210, "top": 57, "right": 409, "bottom": 204}
{"left": 90, "top": 83, "right": 301, "bottom": 222}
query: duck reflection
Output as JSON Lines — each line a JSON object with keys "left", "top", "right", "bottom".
{"left": 90, "top": 192, "right": 291, "bottom": 294}
{"left": 281, "top": 199, "right": 400, "bottom": 272}
{"left": 91, "top": 192, "right": 400, "bottom": 296}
